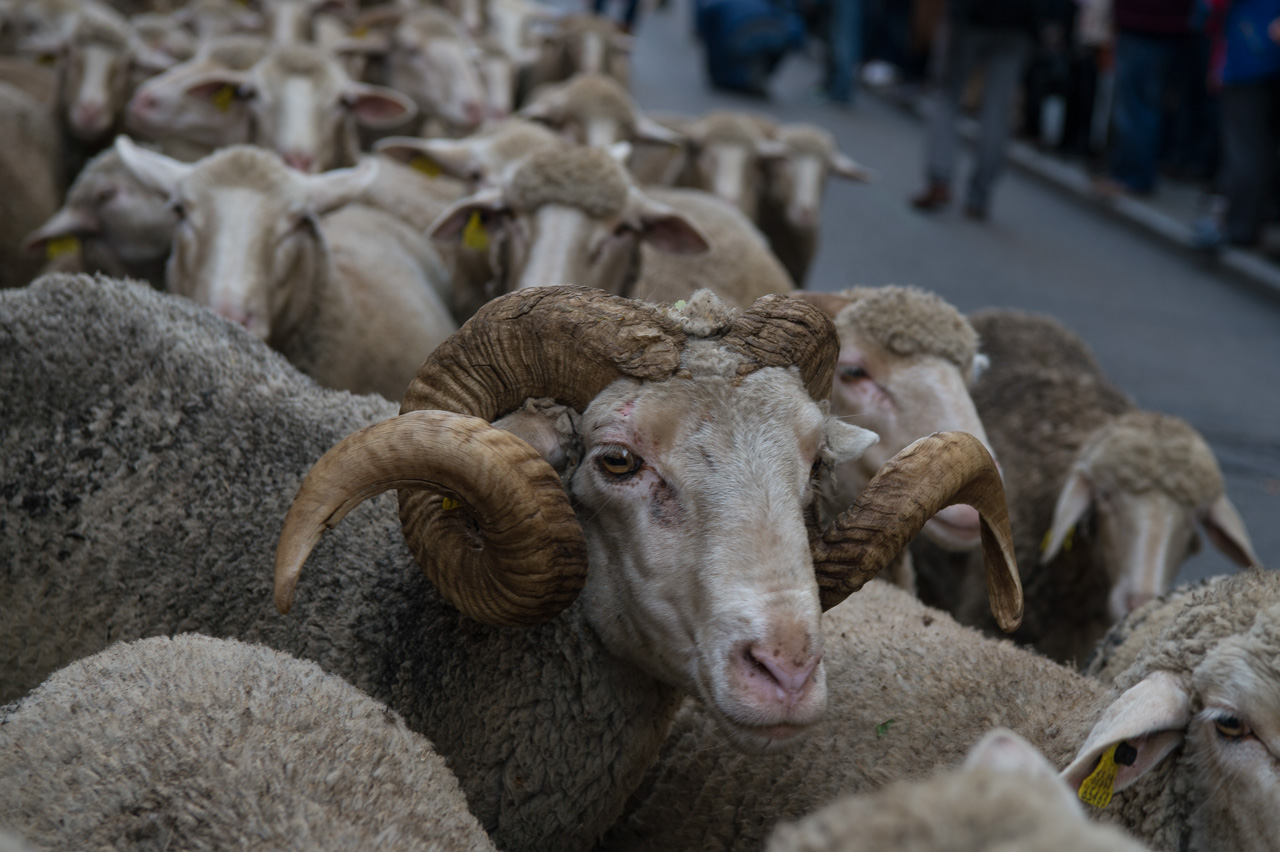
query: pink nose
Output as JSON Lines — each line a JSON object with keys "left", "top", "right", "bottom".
{"left": 462, "top": 101, "right": 484, "bottom": 126}
{"left": 72, "top": 102, "right": 109, "bottom": 135}
{"left": 743, "top": 642, "right": 820, "bottom": 701}
{"left": 282, "top": 150, "right": 316, "bottom": 172}
{"left": 129, "top": 91, "right": 158, "bottom": 116}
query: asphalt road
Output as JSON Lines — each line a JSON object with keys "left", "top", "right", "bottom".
{"left": 627, "top": 3, "right": 1280, "bottom": 583}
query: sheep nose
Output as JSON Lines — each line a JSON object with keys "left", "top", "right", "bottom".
{"left": 129, "top": 91, "right": 157, "bottom": 116}
{"left": 745, "top": 643, "right": 820, "bottom": 700}
{"left": 462, "top": 100, "right": 484, "bottom": 126}
{"left": 934, "top": 503, "right": 981, "bottom": 533}
{"left": 1124, "top": 590, "right": 1155, "bottom": 613}
{"left": 281, "top": 150, "right": 315, "bottom": 173}
{"left": 73, "top": 102, "right": 108, "bottom": 134}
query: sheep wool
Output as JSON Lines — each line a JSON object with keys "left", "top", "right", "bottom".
{"left": 506, "top": 147, "right": 630, "bottom": 218}
{"left": 0, "top": 635, "right": 496, "bottom": 852}
{"left": 833, "top": 286, "right": 979, "bottom": 374}
{"left": 1077, "top": 411, "right": 1224, "bottom": 508}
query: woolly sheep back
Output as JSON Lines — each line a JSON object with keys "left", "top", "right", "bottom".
{"left": 0, "top": 634, "right": 496, "bottom": 852}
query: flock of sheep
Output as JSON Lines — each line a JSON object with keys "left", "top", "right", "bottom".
{"left": 0, "top": 0, "right": 1275, "bottom": 849}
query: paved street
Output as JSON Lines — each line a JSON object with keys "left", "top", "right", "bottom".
{"left": 628, "top": 4, "right": 1280, "bottom": 582}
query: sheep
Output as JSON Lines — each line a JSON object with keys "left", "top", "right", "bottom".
{"left": 527, "top": 13, "right": 631, "bottom": 90}
{"left": 765, "top": 730, "right": 1152, "bottom": 852}
{"left": 0, "top": 81, "right": 60, "bottom": 289}
{"left": 177, "top": 41, "right": 415, "bottom": 172}
{"left": 0, "top": 635, "right": 497, "bottom": 852}
{"left": 668, "top": 110, "right": 777, "bottom": 222}
{"left": 1083, "top": 578, "right": 1214, "bottom": 686}
{"left": 517, "top": 72, "right": 684, "bottom": 149}
{"left": 1, "top": 274, "right": 1019, "bottom": 852}
{"left": 382, "top": 7, "right": 487, "bottom": 136}
{"left": 24, "top": 147, "right": 174, "bottom": 287}
{"left": 124, "top": 34, "right": 268, "bottom": 161}
{"left": 428, "top": 144, "right": 794, "bottom": 309}
{"left": 756, "top": 123, "right": 870, "bottom": 286}
{"left": 599, "top": 567, "right": 1280, "bottom": 852}
{"left": 788, "top": 287, "right": 995, "bottom": 590}
{"left": 114, "top": 138, "right": 456, "bottom": 399}
{"left": 918, "top": 309, "right": 1261, "bottom": 665}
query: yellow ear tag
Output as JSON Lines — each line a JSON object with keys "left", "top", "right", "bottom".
{"left": 352, "top": 24, "right": 370, "bottom": 36}
{"left": 1040, "top": 525, "right": 1075, "bottom": 555}
{"left": 45, "top": 235, "right": 81, "bottom": 260}
{"left": 411, "top": 156, "right": 442, "bottom": 177}
{"left": 1078, "top": 743, "right": 1120, "bottom": 809}
{"left": 212, "top": 85, "right": 235, "bottom": 113}
{"left": 441, "top": 496, "right": 461, "bottom": 511}
{"left": 462, "top": 211, "right": 489, "bottom": 251}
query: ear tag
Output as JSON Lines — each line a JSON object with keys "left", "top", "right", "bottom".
{"left": 352, "top": 24, "right": 370, "bottom": 36}
{"left": 45, "top": 235, "right": 81, "bottom": 260}
{"left": 1078, "top": 742, "right": 1121, "bottom": 808}
{"left": 441, "top": 496, "right": 461, "bottom": 511}
{"left": 212, "top": 85, "right": 236, "bottom": 113}
{"left": 1040, "top": 525, "right": 1075, "bottom": 555}
{"left": 462, "top": 210, "right": 489, "bottom": 251}
{"left": 411, "top": 156, "right": 442, "bottom": 177}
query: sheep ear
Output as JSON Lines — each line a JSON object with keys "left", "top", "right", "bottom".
{"left": 634, "top": 115, "right": 684, "bottom": 147}
{"left": 824, "top": 420, "right": 878, "bottom": 464}
{"left": 1041, "top": 470, "right": 1092, "bottom": 564}
{"left": 829, "top": 150, "right": 874, "bottom": 182}
{"left": 375, "top": 137, "right": 475, "bottom": 181}
{"left": 183, "top": 71, "right": 252, "bottom": 105}
{"left": 967, "top": 729, "right": 1083, "bottom": 814}
{"left": 1200, "top": 494, "right": 1261, "bottom": 568}
{"left": 1061, "top": 671, "right": 1190, "bottom": 801}
{"left": 627, "top": 191, "right": 710, "bottom": 255}
{"left": 428, "top": 187, "right": 508, "bottom": 242}
{"left": 970, "top": 352, "right": 989, "bottom": 384}
{"left": 491, "top": 400, "right": 581, "bottom": 474}
{"left": 303, "top": 158, "right": 378, "bottom": 215}
{"left": 344, "top": 83, "right": 416, "bottom": 128}
{"left": 114, "top": 136, "right": 192, "bottom": 196}
{"left": 26, "top": 206, "right": 102, "bottom": 252}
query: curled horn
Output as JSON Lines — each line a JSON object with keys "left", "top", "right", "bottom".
{"left": 811, "top": 432, "right": 1023, "bottom": 632}
{"left": 276, "top": 287, "right": 686, "bottom": 626}
{"left": 722, "top": 293, "right": 838, "bottom": 401}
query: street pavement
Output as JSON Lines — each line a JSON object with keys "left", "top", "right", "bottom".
{"left": 626, "top": 3, "right": 1280, "bottom": 584}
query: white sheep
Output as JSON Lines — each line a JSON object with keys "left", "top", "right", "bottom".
{"left": 765, "top": 730, "right": 1152, "bottom": 852}
{"left": 114, "top": 137, "right": 456, "bottom": 399}
{"left": 428, "top": 144, "right": 794, "bottom": 309}
{"left": 0, "top": 634, "right": 496, "bottom": 852}
{"left": 25, "top": 146, "right": 173, "bottom": 287}
{"left": 0, "top": 80, "right": 60, "bottom": 290}
{"left": 517, "top": 72, "right": 684, "bottom": 149}
{"left": 790, "top": 287, "right": 995, "bottom": 589}
{"left": 921, "top": 309, "right": 1261, "bottom": 665}
{"left": 600, "top": 567, "right": 1280, "bottom": 852}
{"left": 1, "top": 275, "right": 1019, "bottom": 852}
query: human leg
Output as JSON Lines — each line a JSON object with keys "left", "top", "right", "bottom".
{"left": 966, "top": 28, "right": 1032, "bottom": 214}
{"left": 1107, "top": 30, "right": 1174, "bottom": 194}
{"left": 913, "top": 20, "right": 979, "bottom": 207}
{"left": 1221, "top": 80, "right": 1280, "bottom": 245}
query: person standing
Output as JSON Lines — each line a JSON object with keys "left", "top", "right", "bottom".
{"left": 909, "top": 0, "right": 1050, "bottom": 219}
{"left": 1097, "top": 0, "right": 1196, "bottom": 195}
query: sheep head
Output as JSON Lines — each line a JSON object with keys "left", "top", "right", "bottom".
{"left": 114, "top": 138, "right": 376, "bottom": 340}
{"left": 276, "top": 287, "right": 1021, "bottom": 753}
{"left": 794, "top": 287, "right": 995, "bottom": 552}
{"left": 429, "top": 145, "right": 710, "bottom": 297}
{"left": 760, "top": 123, "right": 871, "bottom": 231}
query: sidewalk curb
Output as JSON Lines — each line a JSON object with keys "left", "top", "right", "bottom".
{"left": 875, "top": 87, "right": 1280, "bottom": 302}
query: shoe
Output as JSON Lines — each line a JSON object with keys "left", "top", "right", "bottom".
{"left": 910, "top": 181, "right": 951, "bottom": 212}
{"left": 963, "top": 203, "right": 987, "bottom": 221}
{"left": 1190, "top": 216, "right": 1224, "bottom": 253}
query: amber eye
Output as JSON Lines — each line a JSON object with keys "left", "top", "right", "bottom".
{"left": 1214, "top": 715, "right": 1250, "bottom": 739}
{"left": 838, "top": 365, "right": 869, "bottom": 383}
{"left": 598, "top": 448, "right": 642, "bottom": 477}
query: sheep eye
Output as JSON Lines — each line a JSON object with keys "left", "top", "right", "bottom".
{"left": 169, "top": 201, "right": 187, "bottom": 220}
{"left": 838, "top": 365, "right": 869, "bottom": 383}
{"left": 598, "top": 448, "right": 642, "bottom": 477}
{"left": 1214, "top": 715, "right": 1250, "bottom": 739}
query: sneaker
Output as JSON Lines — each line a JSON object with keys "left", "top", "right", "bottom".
{"left": 1190, "top": 216, "right": 1224, "bottom": 252}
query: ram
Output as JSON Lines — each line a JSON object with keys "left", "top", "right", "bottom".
{"left": 0, "top": 635, "right": 495, "bottom": 852}
{"left": 1, "top": 275, "right": 1017, "bottom": 852}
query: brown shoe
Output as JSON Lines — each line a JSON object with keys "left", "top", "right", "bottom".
{"left": 910, "top": 181, "right": 951, "bottom": 211}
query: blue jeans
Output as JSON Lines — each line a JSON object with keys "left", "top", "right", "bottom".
{"left": 825, "top": 0, "right": 864, "bottom": 103}
{"left": 1108, "top": 30, "right": 1183, "bottom": 194}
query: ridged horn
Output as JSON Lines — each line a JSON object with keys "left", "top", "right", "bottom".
{"left": 721, "top": 293, "right": 838, "bottom": 400}
{"left": 811, "top": 431, "right": 1023, "bottom": 632}
{"left": 395, "top": 286, "right": 687, "bottom": 624}
{"left": 275, "top": 411, "right": 583, "bottom": 623}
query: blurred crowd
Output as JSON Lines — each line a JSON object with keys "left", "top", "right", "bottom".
{"left": 841, "top": 0, "right": 1280, "bottom": 247}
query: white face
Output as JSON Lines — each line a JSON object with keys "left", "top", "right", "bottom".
{"left": 390, "top": 35, "right": 485, "bottom": 132}
{"left": 574, "top": 366, "right": 876, "bottom": 753}
{"left": 1187, "top": 634, "right": 1280, "bottom": 851}
{"left": 828, "top": 340, "right": 991, "bottom": 550}
{"left": 506, "top": 204, "right": 638, "bottom": 294}
{"left": 65, "top": 42, "right": 130, "bottom": 140}
{"left": 697, "top": 143, "right": 757, "bottom": 219}
{"left": 1097, "top": 489, "right": 1200, "bottom": 621}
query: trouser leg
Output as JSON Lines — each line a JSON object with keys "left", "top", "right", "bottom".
{"left": 967, "top": 30, "right": 1031, "bottom": 210}
{"left": 925, "top": 21, "right": 979, "bottom": 185}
